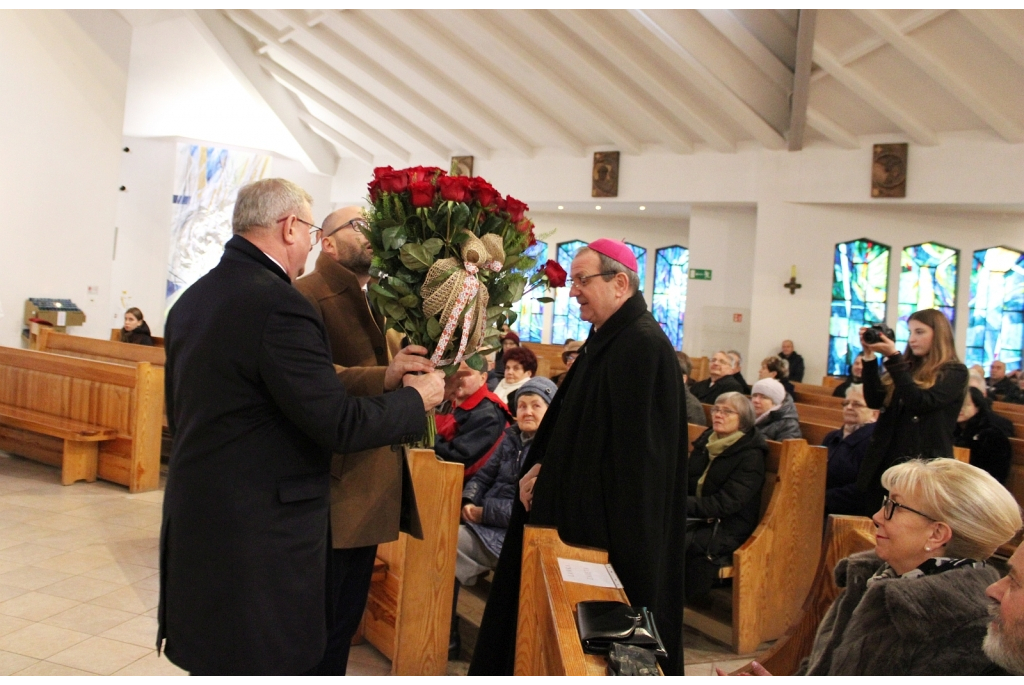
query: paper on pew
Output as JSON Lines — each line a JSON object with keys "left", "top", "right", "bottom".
{"left": 558, "top": 558, "right": 624, "bottom": 588}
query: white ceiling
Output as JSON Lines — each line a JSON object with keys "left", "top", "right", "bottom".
{"left": 117, "top": 9, "right": 1024, "bottom": 177}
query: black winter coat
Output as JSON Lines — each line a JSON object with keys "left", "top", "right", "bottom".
{"left": 954, "top": 412, "right": 1012, "bottom": 484}
{"left": 780, "top": 350, "right": 805, "bottom": 382}
{"left": 686, "top": 429, "right": 766, "bottom": 562}
{"left": 831, "top": 375, "right": 861, "bottom": 398}
{"left": 120, "top": 320, "right": 155, "bottom": 346}
{"left": 690, "top": 373, "right": 744, "bottom": 404}
{"left": 823, "top": 423, "right": 876, "bottom": 516}
{"left": 461, "top": 426, "right": 531, "bottom": 557}
{"left": 857, "top": 356, "right": 968, "bottom": 515}
{"left": 470, "top": 292, "right": 688, "bottom": 676}
{"left": 756, "top": 397, "right": 802, "bottom": 442}
{"left": 159, "top": 236, "right": 425, "bottom": 675}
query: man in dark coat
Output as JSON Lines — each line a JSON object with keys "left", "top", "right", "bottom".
{"left": 158, "top": 179, "right": 445, "bottom": 675}
{"left": 780, "top": 339, "right": 805, "bottom": 382}
{"left": 294, "top": 205, "right": 429, "bottom": 674}
{"left": 987, "top": 360, "right": 1015, "bottom": 401}
{"left": 469, "top": 239, "right": 689, "bottom": 676}
{"left": 690, "top": 350, "right": 744, "bottom": 404}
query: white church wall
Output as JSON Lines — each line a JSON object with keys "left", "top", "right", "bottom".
{"left": 0, "top": 10, "right": 131, "bottom": 347}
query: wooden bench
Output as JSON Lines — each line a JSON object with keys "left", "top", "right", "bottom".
{"left": 794, "top": 381, "right": 836, "bottom": 397}
{"left": 514, "top": 526, "right": 654, "bottom": 675}
{"left": 361, "top": 448, "right": 463, "bottom": 675}
{"left": 690, "top": 356, "right": 710, "bottom": 382}
{"left": 822, "top": 376, "right": 844, "bottom": 389}
{"left": 522, "top": 342, "right": 567, "bottom": 380}
{"left": 41, "top": 329, "right": 166, "bottom": 366}
{"left": 683, "top": 432, "right": 828, "bottom": 654}
{"left": 793, "top": 392, "right": 843, "bottom": 409}
{"left": 110, "top": 328, "right": 164, "bottom": 347}
{"left": 731, "top": 515, "right": 876, "bottom": 675}
{"left": 0, "top": 346, "right": 163, "bottom": 492}
{"left": 799, "top": 421, "right": 837, "bottom": 447}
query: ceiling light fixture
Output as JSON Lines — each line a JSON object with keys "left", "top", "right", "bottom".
{"left": 595, "top": 205, "right": 602, "bottom": 210}
{"left": 558, "top": 205, "right": 564, "bottom": 210}
{"left": 639, "top": 206, "right": 646, "bottom": 211}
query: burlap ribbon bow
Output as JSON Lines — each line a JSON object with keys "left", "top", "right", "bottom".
{"left": 421, "top": 231, "right": 505, "bottom": 367}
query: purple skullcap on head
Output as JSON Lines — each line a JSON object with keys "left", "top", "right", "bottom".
{"left": 587, "top": 238, "right": 638, "bottom": 272}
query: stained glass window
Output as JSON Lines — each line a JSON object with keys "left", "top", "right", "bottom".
{"left": 896, "top": 242, "right": 959, "bottom": 348}
{"left": 828, "top": 238, "right": 891, "bottom": 376}
{"left": 967, "top": 247, "right": 1024, "bottom": 372}
{"left": 652, "top": 246, "right": 689, "bottom": 350}
{"left": 626, "top": 243, "right": 647, "bottom": 293}
{"left": 511, "top": 240, "right": 548, "bottom": 343}
{"left": 551, "top": 240, "right": 589, "bottom": 344}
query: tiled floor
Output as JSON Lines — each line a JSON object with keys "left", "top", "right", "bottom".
{"left": 0, "top": 449, "right": 754, "bottom": 675}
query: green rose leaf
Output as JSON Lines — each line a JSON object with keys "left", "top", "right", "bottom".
{"left": 399, "top": 243, "right": 433, "bottom": 272}
{"left": 507, "top": 277, "right": 526, "bottom": 305}
{"left": 506, "top": 311, "right": 518, "bottom": 325}
{"left": 426, "top": 316, "right": 443, "bottom": 340}
{"left": 536, "top": 296, "right": 555, "bottom": 303}
{"left": 388, "top": 279, "right": 411, "bottom": 296}
{"left": 384, "top": 302, "right": 407, "bottom": 320}
{"left": 423, "top": 238, "right": 444, "bottom": 256}
{"left": 382, "top": 225, "right": 406, "bottom": 251}
{"left": 442, "top": 363, "right": 461, "bottom": 378}
{"left": 451, "top": 230, "right": 470, "bottom": 246}
{"left": 464, "top": 352, "right": 486, "bottom": 372}
{"left": 399, "top": 294, "right": 419, "bottom": 308}
{"left": 370, "top": 283, "right": 398, "bottom": 300}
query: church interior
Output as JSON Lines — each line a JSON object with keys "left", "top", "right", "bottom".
{"left": 0, "top": 8, "right": 1022, "bottom": 676}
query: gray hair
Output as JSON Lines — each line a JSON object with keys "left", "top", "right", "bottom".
{"left": 232, "top": 178, "right": 313, "bottom": 236}
{"left": 715, "top": 392, "right": 756, "bottom": 432}
{"left": 575, "top": 246, "right": 640, "bottom": 294}
{"left": 881, "top": 459, "right": 1022, "bottom": 560}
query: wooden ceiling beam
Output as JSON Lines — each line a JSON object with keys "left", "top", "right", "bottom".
{"left": 813, "top": 44, "right": 939, "bottom": 145}
{"left": 624, "top": 9, "right": 788, "bottom": 150}
{"left": 853, "top": 9, "right": 1024, "bottom": 143}
{"left": 266, "top": 9, "right": 493, "bottom": 157}
{"left": 527, "top": 10, "right": 693, "bottom": 154}
{"left": 787, "top": 9, "right": 817, "bottom": 151}
{"left": 463, "top": 10, "right": 644, "bottom": 155}
{"left": 298, "top": 112, "right": 374, "bottom": 164}
{"left": 224, "top": 9, "right": 451, "bottom": 160}
{"left": 805, "top": 108, "right": 860, "bottom": 149}
{"left": 325, "top": 10, "right": 535, "bottom": 157}
{"left": 697, "top": 9, "right": 793, "bottom": 92}
{"left": 189, "top": 10, "right": 337, "bottom": 175}
{"left": 260, "top": 58, "right": 411, "bottom": 161}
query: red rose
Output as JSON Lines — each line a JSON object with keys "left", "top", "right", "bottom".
{"left": 373, "top": 166, "right": 394, "bottom": 181}
{"left": 542, "top": 259, "right": 567, "bottom": 288}
{"left": 368, "top": 178, "right": 382, "bottom": 203}
{"left": 409, "top": 181, "right": 436, "bottom": 208}
{"left": 378, "top": 168, "right": 408, "bottom": 194}
{"left": 516, "top": 218, "right": 534, "bottom": 234}
{"left": 505, "top": 196, "right": 528, "bottom": 222}
{"left": 438, "top": 175, "right": 471, "bottom": 202}
{"left": 470, "top": 177, "right": 500, "bottom": 207}
{"left": 528, "top": 231, "right": 537, "bottom": 247}
{"left": 408, "top": 166, "right": 444, "bottom": 184}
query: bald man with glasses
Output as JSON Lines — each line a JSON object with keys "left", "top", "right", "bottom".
{"left": 295, "top": 205, "right": 434, "bottom": 674}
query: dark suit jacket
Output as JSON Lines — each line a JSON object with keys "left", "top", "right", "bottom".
{"left": 296, "top": 252, "right": 422, "bottom": 549}
{"left": 158, "top": 236, "right": 425, "bottom": 675}
{"left": 690, "top": 373, "right": 744, "bottom": 404}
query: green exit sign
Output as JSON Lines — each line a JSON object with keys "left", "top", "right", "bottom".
{"left": 689, "top": 268, "right": 712, "bottom": 281}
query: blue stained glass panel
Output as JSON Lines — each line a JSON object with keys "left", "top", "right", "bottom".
{"left": 828, "top": 238, "right": 891, "bottom": 376}
{"left": 967, "top": 247, "right": 1024, "bottom": 372}
{"left": 511, "top": 241, "right": 548, "bottom": 343}
{"left": 896, "top": 242, "right": 958, "bottom": 348}
{"left": 652, "top": 246, "right": 689, "bottom": 350}
{"left": 626, "top": 243, "right": 647, "bottom": 293}
{"left": 551, "top": 240, "right": 589, "bottom": 344}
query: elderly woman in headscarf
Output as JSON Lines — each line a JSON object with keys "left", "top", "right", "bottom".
{"left": 686, "top": 392, "right": 767, "bottom": 605}
{"left": 750, "top": 377, "right": 802, "bottom": 441}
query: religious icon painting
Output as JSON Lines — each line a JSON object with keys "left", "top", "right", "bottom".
{"left": 450, "top": 156, "right": 474, "bottom": 178}
{"left": 592, "top": 151, "right": 619, "bottom": 198}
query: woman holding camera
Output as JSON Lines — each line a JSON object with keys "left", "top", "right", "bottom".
{"left": 856, "top": 309, "right": 968, "bottom": 516}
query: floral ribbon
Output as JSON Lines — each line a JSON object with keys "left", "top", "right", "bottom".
{"left": 421, "top": 231, "right": 505, "bottom": 367}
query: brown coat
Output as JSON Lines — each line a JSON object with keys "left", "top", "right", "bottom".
{"left": 295, "top": 252, "right": 422, "bottom": 549}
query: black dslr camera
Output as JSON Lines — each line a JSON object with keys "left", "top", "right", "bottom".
{"left": 862, "top": 323, "right": 895, "bottom": 345}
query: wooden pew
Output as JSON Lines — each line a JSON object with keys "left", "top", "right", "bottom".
{"left": 793, "top": 392, "right": 843, "bottom": 409}
{"left": 684, "top": 438, "right": 827, "bottom": 654}
{"left": 515, "top": 526, "right": 651, "bottom": 675}
{"left": 690, "top": 356, "right": 710, "bottom": 383}
{"left": 731, "top": 515, "right": 876, "bottom": 675}
{"left": 362, "top": 448, "right": 463, "bottom": 675}
{"left": 793, "top": 382, "right": 835, "bottom": 397}
{"left": 792, "top": 403, "right": 844, "bottom": 427}
{"left": 523, "top": 342, "right": 566, "bottom": 380}
{"left": 799, "top": 421, "right": 837, "bottom": 447}
{"left": 0, "top": 347, "right": 162, "bottom": 492}
{"left": 821, "top": 376, "right": 844, "bottom": 389}
{"left": 110, "top": 328, "right": 164, "bottom": 347}
{"left": 41, "top": 329, "right": 166, "bottom": 366}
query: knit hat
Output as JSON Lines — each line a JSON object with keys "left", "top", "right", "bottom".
{"left": 502, "top": 330, "right": 520, "bottom": 345}
{"left": 588, "top": 239, "right": 638, "bottom": 272}
{"left": 515, "top": 376, "right": 558, "bottom": 406}
{"left": 750, "top": 378, "right": 786, "bottom": 407}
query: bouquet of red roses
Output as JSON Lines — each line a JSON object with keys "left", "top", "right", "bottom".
{"left": 364, "top": 166, "right": 565, "bottom": 378}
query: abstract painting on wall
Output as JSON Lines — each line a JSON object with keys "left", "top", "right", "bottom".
{"left": 165, "top": 144, "right": 271, "bottom": 314}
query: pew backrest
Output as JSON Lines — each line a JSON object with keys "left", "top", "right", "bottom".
{"left": 793, "top": 382, "right": 835, "bottom": 397}
{"left": 110, "top": 328, "right": 164, "bottom": 347}
{"left": 690, "top": 356, "right": 710, "bottom": 383}
{"left": 522, "top": 342, "right": 566, "bottom": 380}
{"left": 799, "top": 421, "right": 837, "bottom": 447}
{"left": 822, "top": 376, "right": 844, "bottom": 389}
{"left": 41, "top": 329, "right": 165, "bottom": 366}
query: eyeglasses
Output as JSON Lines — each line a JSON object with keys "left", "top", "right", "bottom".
{"left": 881, "top": 495, "right": 937, "bottom": 522}
{"left": 567, "top": 271, "right": 617, "bottom": 288}
{"left": 710, "top": 407, "right": 738, "bottom": 417}
{"left": 282, "top": 215, "right": 321, "bottom": 249}
{"left": 325, "top": 217, "right": 369, "bottom": 239}
{"left": 841, "top": 400, "right": 867, "bottom": 409}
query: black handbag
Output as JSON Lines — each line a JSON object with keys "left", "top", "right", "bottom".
{"left": 575, "top": 600, "right": 668, "bottom": 659}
